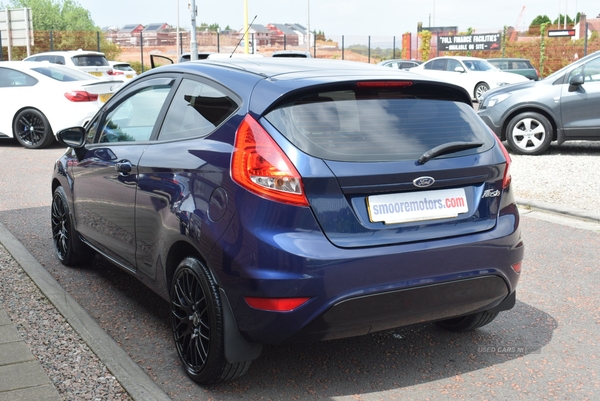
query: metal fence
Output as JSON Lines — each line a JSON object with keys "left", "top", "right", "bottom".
{"left": 2, "top": 29, "right": 599, "bottom": 77}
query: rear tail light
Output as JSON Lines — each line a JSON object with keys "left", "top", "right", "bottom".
{"left": 493, "top": 134, "right": 512, "bottom": 189}
{"left": 231, "top": 115, "right": 309, "bottom": 206}
{"left": 244, "top": 297, "right": 310, "bottom": 311}
{"left": 106, "top": 69, "right": 117, "bottom": 76}
{"left": 64, "top": 91, "right": 99, "bottom": 102}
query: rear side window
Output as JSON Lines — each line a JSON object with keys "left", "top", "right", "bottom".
{"left": 32, "top": 66, "right": 94, "bottom": 81}
{"left": 265, "top": 85, "right": 494, "bottom": 162}
{"left": 158, "top": 78, "right": 239, "bottom": 141}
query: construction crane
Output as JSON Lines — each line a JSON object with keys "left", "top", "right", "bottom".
{"left": 510, "top": 6, "right": 526, "bottom": 42}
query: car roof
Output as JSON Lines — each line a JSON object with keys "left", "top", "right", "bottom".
{"left": 155, "top": 57, "right": 420, "bottom": 80}
{"left": 28, "top": 50, "right": 106, "bottom": 56}
{"left": 487, "top": 58, "right": 530, "bottom": 61}
{"left": 145, "top": 58, "right": 473, "bottom": 107}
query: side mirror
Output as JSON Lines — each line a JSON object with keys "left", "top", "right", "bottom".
{"left": 568, "top": 74, "right": 585, "bottom": 92}
{"left": 569, "top": 74, "right": 585, "bottom": 86}
{"left": 454, "top": 66, "right": 466, "bottom": 73}
{"left": 56, "top": 127, "right": 87, "bottom": 148}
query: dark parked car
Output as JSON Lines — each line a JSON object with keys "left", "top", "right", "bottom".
{"left": 487, "top": 58, "right": 540, "bottom": 81}
{"left": 378, "top": 59, "right": 422, "bottom": 70}
{"left": 478, "top": 50, "right": 600, "bottom": 155}
{"left": 51, "top": 58, "right": 523, "bottom": 385}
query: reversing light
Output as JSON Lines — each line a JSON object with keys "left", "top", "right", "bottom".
{"left": 493, "top": 133, "right": 512, "bottom": 189}
{"left": 244, "top": 297, "right": 310, "bottom": 312}
{"left": 64, "top": 91, "right": 99, "bottom": 102}
{"left": 231, "top": 115, "right": 309, "bottom": 206}
{"left": 356, "top": 81, "right": 413, "bottom": 88}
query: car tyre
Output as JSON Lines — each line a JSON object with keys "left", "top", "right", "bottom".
{"left": 13, "top": 108, "right": 55, "bottom": 149}
{"left": 436, "top": 310, "right": 499, "bottom": 332}
{"left": 474, "top": 82, "right": 490, "bottom": 102}
{"left": 505, "top": 112, "right": 553, "bottom": 155}
{"left": 51, "top": 186, "right": 95, "bottom": 266}
{"left": 170, "top": 257, "right": 250, "bottom": 384}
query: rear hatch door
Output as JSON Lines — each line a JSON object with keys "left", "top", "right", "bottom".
{"left": 263, "top": 80, "right": 509, "bottom": 248}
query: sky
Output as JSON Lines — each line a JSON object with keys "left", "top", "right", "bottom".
{"left": 76, "top": 0, "right": 599, "bottom": 38}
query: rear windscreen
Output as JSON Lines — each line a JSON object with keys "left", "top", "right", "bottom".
{"left": 265, "top": 87, "right": 494, "bottom": 162}
{"left": 72, "top": 55, "right": 109, "bottom": 67}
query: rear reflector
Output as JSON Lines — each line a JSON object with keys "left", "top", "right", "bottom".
{"left": 244, "top": 297, "right": 310, "bottom": 312}
{"left": 511, "top": 262, "right": 522, "bottom": 273}
{"left": 64, "top": 91, "right": 99, "bottom": 102}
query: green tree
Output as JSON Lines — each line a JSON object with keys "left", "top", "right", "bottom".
{"left": 1, "top": 0, "right": 95, "bottom": 30}
{"left": 553, "top": 14, "right": 574, "bottom": 25}
{"left": 530, "top": 15, "right": 551, "bottom": 27}
{"left": 1, "top": 0, "right": 120, "bottom": 59}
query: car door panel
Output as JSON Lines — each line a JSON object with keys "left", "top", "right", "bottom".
{"left": 560, "top": 58, "right": 600, "bottom": 138}
{"left": 72, "top": 78, "right": 175, "bottom": 270}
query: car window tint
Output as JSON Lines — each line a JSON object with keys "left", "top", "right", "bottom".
{"left": 98, "top": 84, "right": 172, "bottom": 143}
{"left": 446, "top": 59, "right": 461, "bottom": 72}
{"left": 158, "top": 78, "right": 238, "bottom": 141}
{"left": 429, "top": 59, "right": 446, "bottom": 70}
{"left": 0, "top": 68, "right": 37, "bottom": 87}
{"left": 72, "top": 55, "right": 109, "bottom": 67}
{"left": 265, "top": 87, "right": 494, "bottom": 162}
{"left": 31, "top": 66, "right": 94, "bottom": 81}
{"left": 582, "top": 58, "right": 600, "bottom": 82}
{"left": 514, "top": 61, "right": 529, "bottom": 69}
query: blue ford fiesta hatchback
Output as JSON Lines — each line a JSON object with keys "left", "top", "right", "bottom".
{"left": 51, "top": 58, "right": 523, "bottom": 384}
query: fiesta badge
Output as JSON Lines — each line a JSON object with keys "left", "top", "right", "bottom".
{"left": 413, "top": 176, "right": 435, "bottom": 188}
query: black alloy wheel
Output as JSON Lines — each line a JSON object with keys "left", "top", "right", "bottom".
{"left": 51, "top": 186, "right": 94, "bottom": 266}
{"left": 13, "top": 108, "right": 55, "bottom": 149}
{"left": 170, "top": 257, "right": 249, "bottom": 384}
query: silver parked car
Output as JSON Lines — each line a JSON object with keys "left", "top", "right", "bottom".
{"left": 478, "top": 50, "right": 600, "bottom": 155}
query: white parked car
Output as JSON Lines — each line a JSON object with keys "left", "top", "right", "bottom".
{"left": 109, "top": 61, "right": 138, "bottom": 80}
{"left": 0, "top": 61, "right": 122, "bottom": 148}
{"left": 410, "top": 56, "right": 528, "bottom": 101}
{"left": 24, "top": 50, "right": 115, "bottom": 80}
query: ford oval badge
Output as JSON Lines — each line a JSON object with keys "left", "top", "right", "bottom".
{"left": 413, "top": 176, "right": 435, "bottom": 188}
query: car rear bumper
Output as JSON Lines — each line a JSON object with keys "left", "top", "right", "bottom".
{"left": 284, "top": 276, "right": 512, "bottom": 343}
{"left": 211, "top": 204, "right": 523, "bottom": 345}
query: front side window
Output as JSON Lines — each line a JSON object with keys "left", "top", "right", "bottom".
{"left": 98, "top": 83, "right": 172, "bottom": 143}
{"left": 158, "top": 78, "right": 238, "bottom": 141}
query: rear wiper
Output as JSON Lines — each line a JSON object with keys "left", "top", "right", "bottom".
{"left": 417, "top": 141, "right": 484, "bottom": 165}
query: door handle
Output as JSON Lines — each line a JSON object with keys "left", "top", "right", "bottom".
{"left": 116, "top": 160, "right": 132, "bottom": 175}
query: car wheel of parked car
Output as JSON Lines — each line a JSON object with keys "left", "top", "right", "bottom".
{"left": 51, "top": 186, "right": 95, "bottom": 266}
{"left": 13, "top": 108, "right": 55, "bottom": 149}
{"left": 436, "top": 310, "right": 499, "bottom": 332}
{"left": 506, "top": 112, "right": 553, "bottom": 155}
{"left": 474, "top": 83, "right": 490, "bottom": 102}
{"left": 170, "top": 257, "right": 250, "bottom": 384}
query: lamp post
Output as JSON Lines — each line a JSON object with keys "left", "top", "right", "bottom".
{"left": 306, "top": 0, "right": 310, "bottom": 52}
{"left": 190, "top": 0, "right": 198, "bottom": 60}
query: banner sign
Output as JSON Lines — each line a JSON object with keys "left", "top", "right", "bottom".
{"left": 0, "top": 8, "right": 34, "bottom": 47}
{"left": 437, "top": 33, "right": 501, "bottom": 51}
{"left": 548, "top": 29, "right": 575, "bottom": 37}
